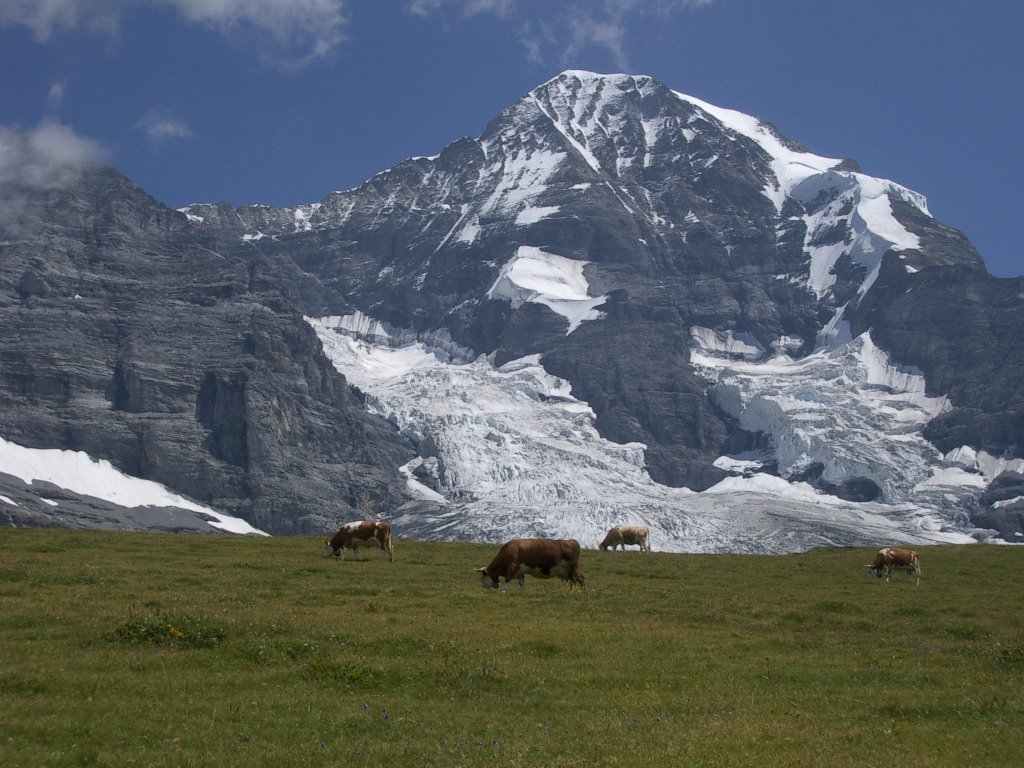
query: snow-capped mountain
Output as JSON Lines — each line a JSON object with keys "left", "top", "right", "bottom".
{"left": 3, "top": 71, "right": 1022, "bottom": 547}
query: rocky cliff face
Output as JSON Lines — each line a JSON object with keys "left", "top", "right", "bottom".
{"left": 188, "top": 71, "right": 1022, "bottom": 500}
{"left": 3, "top": 71, "right": 1022, "bottom": 543}
{"left": 0, "top": 167, "right": 412, "bottom": 534}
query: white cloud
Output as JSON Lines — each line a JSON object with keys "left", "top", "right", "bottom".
{"left": 564, "top": 13, "right": 630, "bottom": 69}
{"left": 407, "top": 0, "right": 515, "bottom": 17}
{"left": 1, "top": 0, "right": 123, "bottom": 40}
{"left": 139, "top": 109, "right": 194, "bottom": 142}
{"left": 0, "top": 121, "right": 106, "bottom": 226}
{"left": 47, "top": 81, "right": 66, "bottom": 112}
{"left": 0, "top": 121, "right": 104, "bottom": 189}
{"left": 168, "top": 0, "right": 348, "bottom": 64}
{"left": 0, "top": 0, "right": 349, "bottom": 64}
{"left": 406, "top": 0, "right": 713, "bottom": 67}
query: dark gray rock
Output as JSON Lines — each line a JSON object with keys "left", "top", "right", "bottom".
{"left": 3, "top": 70, "right": 1022, "bottom": 538}
{"left": 0, "top": 167, "right": 413, "bottom": 534}
{"left": 971, "top": 472, "right": 1024, "bottom": 541}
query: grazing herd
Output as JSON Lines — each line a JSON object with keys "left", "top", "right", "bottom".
{"left": 323, "top": 521, "right": 923, "bottom": 590}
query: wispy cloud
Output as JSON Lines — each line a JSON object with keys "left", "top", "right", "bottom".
{"left": 0, "top": 121, "right": 106, "bottom": 226}
{"left": 0, "top": 0, "right": 119, "bottom": 41}
{"left": 407, "top": 0, "right": 713, "bottom": 69}
{"left": 407, "top": 0, "right": 515, "bottom": 18}
{"left": 139, "top": 109, "right": 194, "bottom": 142}
{"left": 0, "top": 0, "right": 349, "bottom": 65}
{"left": 46, "top": 81, "right": 66, "bottom": 113}
{"left": 0, "top": 122, "right": 104, "bottom": 188}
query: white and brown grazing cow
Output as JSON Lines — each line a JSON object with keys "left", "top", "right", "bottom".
{"left": 599, "top": 525, "right": 651, "bottom": 554}
{"left": 866, "top": 546, "right": 920, "bottom": 585}
{"left": 477, "top": 538, "right": 586, "bottom": 592}
{"left": 323, "top": 521, "right": 394, "bottom": 561}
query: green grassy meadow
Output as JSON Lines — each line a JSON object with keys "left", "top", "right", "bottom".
{"left": 1, "top": 529, "right": 1022, "bottom": 767}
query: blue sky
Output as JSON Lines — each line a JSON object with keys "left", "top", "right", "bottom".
{"left": 2, "top": 0, "right": 1021, "bottom": 276}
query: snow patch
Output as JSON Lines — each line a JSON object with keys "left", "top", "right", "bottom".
{"left": 945, "top": 446, "right": 1024, "bottom": 482}
{"left": 486, "top": 246, "right": 607, "bottom": 334}
{"left": 516, "top": 206, "right": 560, "bottom": 225}
{"left": 690, "top": 326, "right": 765, "bottom": 361}
{"left": 0, "top": 436, "right": 267, "bottom": 535}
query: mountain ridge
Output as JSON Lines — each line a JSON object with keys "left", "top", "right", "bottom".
{"left": 2, "top": 70, "right": 1021, "bottom": 545}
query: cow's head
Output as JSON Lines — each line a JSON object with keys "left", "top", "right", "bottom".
{"left": 477, "top": 567, "right": 499, "bottom": 589}
{"left": 323, "top": 539, "right": 338, "bottom": 558}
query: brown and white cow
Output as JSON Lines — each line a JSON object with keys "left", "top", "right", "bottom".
{"left": 866, "top": 546, "right": 920, "bottom": 585}
{"left": 599, "top": 525, "right": 651, "bottom": 553}
{"left": 323, "top": 521, "right": 394, "bottom": 561}
{"left": 477, "top": 538, "right": 586, "bottom": 592}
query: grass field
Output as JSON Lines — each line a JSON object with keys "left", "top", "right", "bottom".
{"left": 1, "top": 529, "right": 1022, "bottom": 767}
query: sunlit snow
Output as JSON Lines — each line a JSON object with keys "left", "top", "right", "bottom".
{"left": 486, "top": 246, "right": 607, "bottom": 334}
{"left": 309, "top": 317, "right": 980, "bottom": 553}
{"left": 692, "top": 332, "right": 954, "bottom": 503}
{"left": 672, "top": 88, "right": 926, "bottom": 300}
{"left": 0, "top": 436, "right": 267, "bottom": 535}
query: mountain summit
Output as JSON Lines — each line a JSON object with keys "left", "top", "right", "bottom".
{"left": 3, "top": 71, "right": 1022, "bottom": 547}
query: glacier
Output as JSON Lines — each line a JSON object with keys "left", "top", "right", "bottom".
{"left": 309, "top": 316, "right": 988, "bottom": 553}
{"left": 10, "top": 70, "right": 1014, "bottom": 545}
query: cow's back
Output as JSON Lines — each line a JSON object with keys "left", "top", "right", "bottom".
{"left": 499, "top": 539, "right": 564, "bottom": 569}
{"left": 485, "top": 538, "right": 582, "bottom": 583}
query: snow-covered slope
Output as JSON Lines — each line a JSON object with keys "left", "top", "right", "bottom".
{"left": 0, "top": 437, "right": 267, "bottom": 535}
{"left": 310, "top": 316, "right": 984, "bottom": 552}
{"left": 531, "top": 71, "right": 930, "bottom": 306}
{"left": 278, "top": 72, "right": 1016, "bottom": 549}
{"left": 10, "top": 70, "right": 1014, "bottom": 543}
